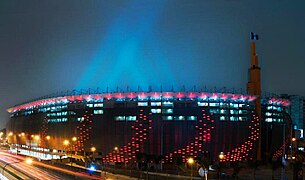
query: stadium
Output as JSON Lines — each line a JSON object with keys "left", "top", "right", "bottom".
{"left": 5, "top": 90, "right": 290, "bottom": 163}
{"left": 4, "top": 40, "right": 292, "bottom": 167}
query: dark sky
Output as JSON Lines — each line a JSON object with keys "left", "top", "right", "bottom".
{"left": 1, "top": 0, "right": 305, "bottom": 127}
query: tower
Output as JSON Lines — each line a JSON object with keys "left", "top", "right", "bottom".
{"left": 247, "top": 32, "right": 262, "bottom": 160}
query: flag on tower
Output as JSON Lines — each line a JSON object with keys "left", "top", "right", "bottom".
{"left": 250, "top": 32, "right": 259, "bottom": 40}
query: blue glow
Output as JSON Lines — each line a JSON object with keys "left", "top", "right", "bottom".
{"left": 77, "top": 1, "right": 176, "bottom": 90}
{"left": 89, "top": 165, "right": 96, "bottom": 171}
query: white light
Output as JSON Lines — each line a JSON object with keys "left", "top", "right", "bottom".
{"left": 90, "top": 166, "right": 96, "bottom": 171}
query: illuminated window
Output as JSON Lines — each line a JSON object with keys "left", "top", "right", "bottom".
{"left": 56, "top": 112, "right": 62, "bottom": 116}
{"left": 38, "top": 108, "right": 47, "bottom": 113}
{"left": 48, "top": 118, "right": 68, "bottom": 123}
{"left": 87, "top": 104, "right": 94, "bottom": 108}
{"left": 239, "top": 117, "right": 247, "bottom": 121}
{"left": 209, "top": 103, "right": 219, "bottom": 107}
{"left": 198, "top": 102, "right": 208, "bottom": 106}
{"left": 265, "top": 112, "right": 272, "bottom": 116}
{"left": 265, "top": 118, "right": 272, "bottom": 122}
{"left": 126, "top": 116, "right": 136, "bottom": 121}
{"left": 187, "top": 116, "right": 197, "bottom": 121}
{"left": 93, "top": 110, "right": 103, "bottom": 114}
{"left": 51, "top": 113, "right": 56, "bottom": 116}
{"left": 162, "top": 102, "right": 173, "bottom": 107}
{"left": 151, "top": 109, "right": 161, "bottom": 113}
{"left": 238, "top": 104, "right": 245, "bottom": 108}
{"left": 151, "top": 102, "right": 161, "bottom": 106}
{"left": 50, "top": 107, "right": 56, "bottom": 112}
{"left": 25, "top": 111, "right": 33, "bottom": 115}
{"left": 138, "top": 102, "right": 148, "bottom": 106}
{"left": 230, "top": 103, "right": 239, "bottom": 108}
{"left": 230, "top": 116, "right": 238, "bottom": 121}
{"left": 69, "top": 111, "right": 76, "bottom": 115}
{"left": 77, "top": 117, "right": 85, "bottom": 122}
{"left": 220, "top": 109, "right": 227, "bottom": 114}
{"left": 162, "top": 109, "right": 173, "bottom": 114}
{"left": 162, "top": 116, "right": 173, "bottom": 120}
{"left": 220, "top": 116, "right": 226, "bottom": 121}
{"left": 115, "top": 116, "right": 125, "bottom": 121}
{"left": 210, "top": 109, "right": 219, "bottom": 114}
{"left": 220, "top": 103, "right": 229, "bottom": 108}
{"left": 238, "top": 110, "right": 247, "bottom": 114}
{"left": 174, "top": 116, "right": 185, "bottom": 120}
{"left": 62, "top": 111, "right": 68, "bottom": 116}
{"left": 94, "top": 103, "right": 103, "bottom": 107}
{"left": 56, "top": 106, "right": 62, "bottom": 111}
{"left": 230, "top": 110, "right": 238, "bottom": 115}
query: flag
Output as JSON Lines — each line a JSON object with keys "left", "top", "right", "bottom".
{"left": 250, "top": 32, "right": 259, "bottom": 40}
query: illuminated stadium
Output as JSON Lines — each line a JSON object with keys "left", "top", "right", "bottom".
{"left": 6, "top": 90, "right": 290, "bottom": 163}
{"left": 5, "top": 39, "right": 293, "bottom": 166}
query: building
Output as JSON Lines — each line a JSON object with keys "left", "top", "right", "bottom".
{"left": 6, "top": 90, "right": 290, "bottom": 163}
{"left": 282, "top": 95, "right": 305, "bottom": 138}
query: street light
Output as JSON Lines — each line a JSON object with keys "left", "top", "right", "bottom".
{"left": 72, "top": 137, "right": 77, "bottom": 142}
{"left": 45, "top": 136, "right": 51, "bottom": 140}
{"left": 219, "top": 152, "right": 225, "bottom": 161}
{"left": 25, "top": 157, "right": 33, "bottom": 165}
{"left": 34, "top": 135, "right": 40, "bottom": 141}
{"left": 63, "top": 140, "right": 70, "bottom": 146}
{"left": 187, "top": 157, "right": 194, "bottom": 180}
{"left": 91, "top": 146, "right": 96, "bottom": 152}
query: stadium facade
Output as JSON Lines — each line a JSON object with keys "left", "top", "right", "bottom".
{"left": 6, "top": 90, "right": 290, "bottom": 163}
{"left": 5, "top": 38, "right": 293, "bottom": 164}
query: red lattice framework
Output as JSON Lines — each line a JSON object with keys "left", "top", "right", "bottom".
{"left": 272, "top": 124, "right": 291, "bottom": 159}
{"left": 220, "top": 112, "right": 260, "bottom": 162}
{"left": 75, "top": 111, "right": 93, "bottom": 151}
{"left": 101, "top": 109, "right": 260, "bottom": 163}
{"left": 40, "top": 116, "right": 49, "bottom": 147}
{"left": 165, "top": 109, "right": 214, "bottom": 163}
{"left": 103, "top": 108, "right": 153, "bottom": 163}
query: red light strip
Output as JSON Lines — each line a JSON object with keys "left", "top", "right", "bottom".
{"left": 7, "top": 92, "right": 259, "bottom": 113}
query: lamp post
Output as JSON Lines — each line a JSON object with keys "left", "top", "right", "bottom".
{"left": 7, "top": 132, "right": 13, "bottom": 149}
{"left": 45, "top": 136, "right": 51, "bottom": 159}
{"left": 218, "top": 152, "right": 225, "bottom": 179}
{"left": 187, "top": 157, "right": 194, "bottom": 180}
{"left": 63, "top": 139, "right": 70, "bottom": 165}
{"left": 292, "top": 138, "right": 297, "bottom": 159}
{"left": 71, "top": 137, "right": 77, "bottom": 166}
{"left": 17, "top": 133, "right": 25, "bottom": 155}
{"left": 91, "top": 146, "right": 96, "bottom": 161}
{"left": 219, "top": 152, "right": 224, "bottom": 160}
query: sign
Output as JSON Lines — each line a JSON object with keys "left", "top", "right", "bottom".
{"left": 198, "top": 167, "right": 208, "bottom": 178}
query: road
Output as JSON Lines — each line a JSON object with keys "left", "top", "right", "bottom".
{"left": 0, "top": 150, "right": 102, "bottom": 179}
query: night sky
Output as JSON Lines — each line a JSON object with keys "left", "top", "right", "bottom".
{"left": 1, "top": 0, "right": 305, "bottom": 127}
